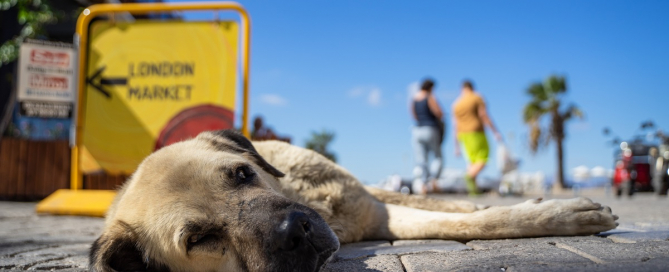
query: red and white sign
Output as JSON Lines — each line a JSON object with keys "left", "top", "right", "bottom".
{"left": 17, "top": 40, "right": 76, "bottom": 118}
{"left": 30, "top": 49, "right": 71, "bottom": 67}
{"left": 29, "top": 74, "right": 69, "bottom": 90}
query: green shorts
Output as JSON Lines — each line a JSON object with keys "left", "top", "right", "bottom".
{"left": 458, "top": 131, "right": 489, "bottom": 164}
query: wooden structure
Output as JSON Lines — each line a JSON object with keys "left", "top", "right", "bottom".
{"left": 0, "top": 138, "right": 126, "bottom": 201}
{"left": 82, "top": 172, "right": 128, "bottom": 192}
{"left": 0, "top": 138, "right": 70, "bottom": 200}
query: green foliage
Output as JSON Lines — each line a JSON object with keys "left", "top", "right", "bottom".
{"left": 0, "top": 0, "right": 56, "bottom": 67}
{"left": 522, "top": 75, "right": 584, "bottom": 188}
{"left": 305, "top": 129, "right": 337, "bottom": 162}
{"left": 522, "top": 75, "right": 583, "bottom": 153}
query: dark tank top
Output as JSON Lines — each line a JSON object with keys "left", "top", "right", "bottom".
{"left": 414, "top": 98, "right": 438, "bottom": 127}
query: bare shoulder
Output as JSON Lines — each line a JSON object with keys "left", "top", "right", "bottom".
{"left": 413, "top": 90, "right": 427, "bottom": 101}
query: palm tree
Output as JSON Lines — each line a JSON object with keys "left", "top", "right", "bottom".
{"left": 523, "top": 75, "right": 583, "bottom": 189}
{"left": 305, "top": 129, "right": 337, "bottom": 162}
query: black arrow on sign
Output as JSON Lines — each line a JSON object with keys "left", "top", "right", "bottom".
{"left": 87, "top": 66, "right": 127, "bottom": 99}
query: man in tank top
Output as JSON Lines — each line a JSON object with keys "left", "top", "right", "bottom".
{"left": 452, "top": 80, "right": 501, "bottom": 196}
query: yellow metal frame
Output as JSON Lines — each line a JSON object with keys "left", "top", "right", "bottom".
{"left": 71, "top": 2, "right": 251, "bottom": 190}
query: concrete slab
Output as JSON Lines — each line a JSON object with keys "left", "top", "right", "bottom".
{"left": 323, "top": 255, "right": 404, "bottom": 272}
{"left": 400, "top": 245, "right": 592, "bottom": 272}
{"left": 630, "top": 222, "right": 669, "bottom": 231}
{"left": 605, "top": 231, "right": 669, "bottom": 243}
{"left": 506, "top": 257, "right": 669, "bottom": 272}
{"left": 336, "top": 240, "right": 471, "bottom": 260}
{"left": 387, "top": 240, "right": 471, "bottom": 255}
{"left": 392, "top": 239, "right": 464, "bottom": 246}
{"left": 0, "top": 243, "right": 89, "bottom": 270}
{"left": 0, "top": 242, "right": 57, "bottom": 257}
{"left": 3, "top": 189, "right": 669, "bottom": 271}
{"left": 553, "top": 240, "right": 669, "bottom": 263}
{"left": 29, "top": 254, "right": 88, "bottom": 271}
{"left": 0, "top": 203, "right": 35, "bottom": 218}
{"left": 0, "top": 214, "right": 102, "bottom": 248}
{"left": 466, "top": 236, "right": 611, "bottom": 250}
{"left": 614, "top": 222, "right": 669, "bottom": 232}
{"left": 336, "top": 241, "right": 392, "bottom": 260}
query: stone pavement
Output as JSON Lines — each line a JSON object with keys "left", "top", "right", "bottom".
{"left": 1, "top": 189, "right": 668, "bottom": 271}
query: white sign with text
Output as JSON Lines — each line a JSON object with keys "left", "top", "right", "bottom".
{"left": 17, "top": 40, "right": 76, "bottom": 118}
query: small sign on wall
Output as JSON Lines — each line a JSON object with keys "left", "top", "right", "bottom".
{"left": 11, "top": 39, "right": 75, "bottom": 140}
{"left": 17, "top": 39, "right": 76, "bottom": 118}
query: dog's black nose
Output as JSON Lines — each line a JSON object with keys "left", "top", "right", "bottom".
{"left": 274, "top": 211, "right": 311, "bottom": 251}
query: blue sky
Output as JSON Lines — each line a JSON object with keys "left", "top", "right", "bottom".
{"left": 168, "top": 0, "right": 669, "bottom": 184}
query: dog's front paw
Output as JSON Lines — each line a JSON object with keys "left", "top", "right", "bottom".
{"left": 530, "top": 197, "right": 619, "bottom": 236}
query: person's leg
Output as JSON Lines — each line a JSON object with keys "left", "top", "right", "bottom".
{"left": 460, "top": 132, "right": 489, "bottom": 196}
{"left": 457, "top": 133, "right": 475, "bottom": 195}
{"left": 464, "top": 172, "right": 480, "bottom": 196}
{"left": 465, "top": 162, "right": 486, "bottom": 195}
{"left": 467, "top": 162, "right": 486, "bottom": 179}
{"left": 412, "top": 127, "right": 429, "bottom": 194}
{"left": 427, "top": 127, "right": 443, "bottom": 192}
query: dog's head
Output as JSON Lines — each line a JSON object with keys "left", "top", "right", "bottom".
{"left": 90, "top": 130, "right": 339, "bottom": 272}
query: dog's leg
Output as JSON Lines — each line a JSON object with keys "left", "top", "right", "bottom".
{"left": 364, "top": 186, "right": 487, "bottom": 213}
{"left": 364, "top": 197, "right": 618, "bottom": 241}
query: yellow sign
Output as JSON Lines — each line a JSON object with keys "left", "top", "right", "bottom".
{"left": 82, "top": 20, "right": 238, "bottom": 174}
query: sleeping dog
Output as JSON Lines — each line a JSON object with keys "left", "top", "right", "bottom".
{"left": 90, "top": 130, "right": 617, "bottom": 272}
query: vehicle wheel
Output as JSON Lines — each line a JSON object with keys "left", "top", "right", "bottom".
{"left": 627, "top": 180, "right": 635, "bottom": 196}
{"left": 660, "top": 175, "right": 669, "bottom": 196}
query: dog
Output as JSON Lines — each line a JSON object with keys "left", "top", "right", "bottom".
{"left": 90, "top": 129, "right": 618, "bottom": 272}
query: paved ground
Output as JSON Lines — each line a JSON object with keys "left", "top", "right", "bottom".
{"left": 1, "top": 188, "right": 668, "bottom": 271}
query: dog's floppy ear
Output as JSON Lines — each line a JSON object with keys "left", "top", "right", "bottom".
{"left": 208, "top": 129, "right": 285, "bottom": 178}
{"left": 90, "top": 221, "right": 167, "bottom": 272}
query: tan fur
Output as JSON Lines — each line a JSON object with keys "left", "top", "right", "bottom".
{"left": 252, "top": 140, "right": 617, "bottom": 241}
{"left": 91, "top": 131, "right": 618, "bottom": 272}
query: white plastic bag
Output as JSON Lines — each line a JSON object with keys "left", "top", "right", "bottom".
{"left": 497, "top": 143, "right": 522, "bottom": 195}
{"left": 497, "top": 143, "right": 517, "bottom": 174}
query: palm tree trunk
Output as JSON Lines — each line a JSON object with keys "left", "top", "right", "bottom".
{"left": 552, "top": 110, "right": 566, "bottom": 190}
{"left": 555, "top": 137, "right": 566, "bottom": 189}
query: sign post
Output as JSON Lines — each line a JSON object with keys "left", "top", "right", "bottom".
{"left": 37, "top": 2, "right": 251, "bottom": 216}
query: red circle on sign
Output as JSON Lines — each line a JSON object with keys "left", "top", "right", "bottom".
{"left": 154, "top": 104, "right": 234, "bottom": 151}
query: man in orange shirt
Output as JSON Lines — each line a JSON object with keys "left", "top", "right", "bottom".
{"left": 452, "top": 80, "right": 501, "bottom": 195}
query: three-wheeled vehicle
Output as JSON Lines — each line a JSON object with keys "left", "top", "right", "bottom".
{"left": 653, "top": 132, "right": 669, "bottom": 196}
{"left": 612, "top": 140, "right": 654, "bottom": 196}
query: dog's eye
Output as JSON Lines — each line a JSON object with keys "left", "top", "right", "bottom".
{"left": 235, "top": 165, "right": 255, "bottom": 184}
{"left": 188, "top": 233, "right": 216, "bottom": 246}
{"left": 189, "top": 234, "right": 204, "bottom": 244}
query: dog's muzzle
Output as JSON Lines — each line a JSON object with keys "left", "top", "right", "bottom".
{"left": 267, "top": 206, "right": 339, "bottom": 272}
{"left": 273, "top": 211, "right": 312, "bottom": 251}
